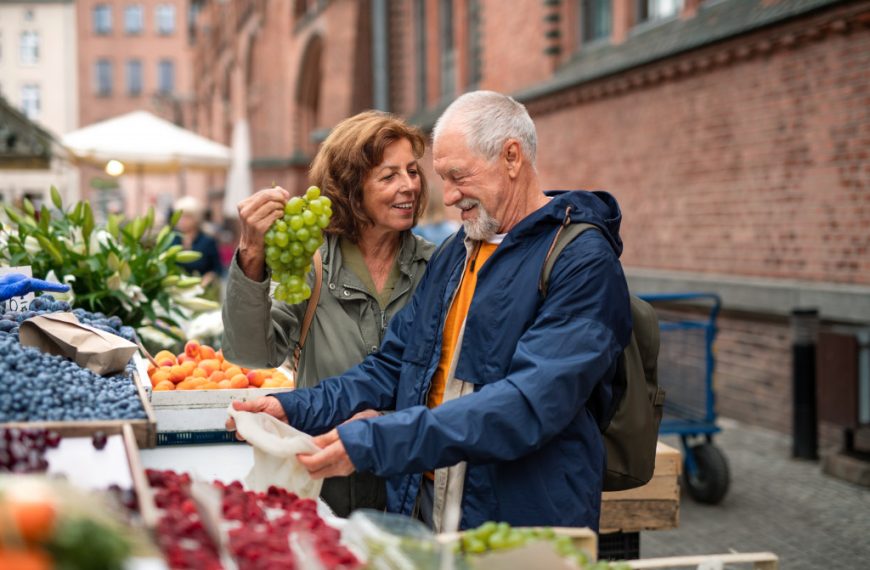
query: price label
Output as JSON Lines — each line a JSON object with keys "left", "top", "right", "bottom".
{"left": 0, "top": 266, "right": 34, "bottom": 313}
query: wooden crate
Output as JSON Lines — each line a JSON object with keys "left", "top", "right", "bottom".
{"left": 122, "top": 423, "right": 160, "bottom": 529}
{"left": 600, "top": 441, "right": 681, "bottom": 533}
{"left": 0, "top": 369, "right": 157, "bottom": 449}
{"left": 628, "top": 552, "right": 779, "bottom": 569}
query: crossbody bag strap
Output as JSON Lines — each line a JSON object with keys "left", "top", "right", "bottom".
{"left": 290, "top": 248, "right": 323, "bottom": 372}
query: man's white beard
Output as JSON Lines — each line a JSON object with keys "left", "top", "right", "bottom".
{"left": 459, "top": 199, "right": 500, "bottom": 241}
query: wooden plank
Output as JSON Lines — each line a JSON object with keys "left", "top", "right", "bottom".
{"left": 603, "top": 474, "right": 678, "bottom": 502}
{"left": 131, "top": 370, "right": 157, "bottom": 448}
{"left": 600, "top": 500, "right": 679, "bottom": 534}
{"left": 628, "top": 552, "right": 779, "bottom": 569}
{"left": 122, "top": 423, "right": 159, "bottom": 529}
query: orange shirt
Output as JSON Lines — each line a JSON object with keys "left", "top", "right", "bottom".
{"left": 427, "top": 241, "right": 499, "bottom": 409}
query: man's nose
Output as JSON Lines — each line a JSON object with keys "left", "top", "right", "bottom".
{"left": 442, "top": 182, "right": 461, "bottom": 206}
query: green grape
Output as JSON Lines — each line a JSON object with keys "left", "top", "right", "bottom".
{"left": 302, "top": 210, "right": 316, "bottom": 226}
{"left": 289, "top": 215, "right": 304, "bottom": 231}
{"left": 320, "top": 196, "right": 332, "bottom": 208}
{"left": 304, "top": 237, "right": 321, "bottom": 254}
{"left": 300, "top": 283, "right": 311, "bottom": 298}
{"left": 317, "top": 214, "right": 330, "bottom": 228}
{"left": 286, "top": 196, "right": 305, "bottom": 215}
{"left": 280, "top": 251, "right": 292, "bottom": 264}
{"left": 296, "top": 227, "right": 310, "bottom": 242}
{"left": 274, "top": 232, "right": 289, "bottom": 247}
{"left": 266, "top": 246, "right": 279, "bottom": 260}
{"left": 291, "top": 256, "right": 308, "bottom": 269}
{"left": 275, "top": 219, "right": 287, "bottom": 232}
{"left": 287, "top": 275, "right": 303, "bottom": 293}
{"left": 289, "top": 242, "right": 304, "bottom": 257}
{"left": 308, "top": 199, "right": 324, "bottom": 215}
{"left": 305, "top": 186, "right": 321, "bottom": 200}
{"left": 264, "top": 231, "right": 275, "bottom": 246}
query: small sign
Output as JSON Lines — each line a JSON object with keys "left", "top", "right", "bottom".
{"left": 0, "top": 265, "right": 34, "bottom": 313}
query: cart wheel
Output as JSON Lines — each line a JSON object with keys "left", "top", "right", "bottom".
{"left": 683, "top": 442, "right": 730, "bottom": 505}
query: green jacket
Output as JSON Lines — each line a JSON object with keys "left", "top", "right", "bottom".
{"left": 222, "top": 231, "right": 435, "bottom": 388}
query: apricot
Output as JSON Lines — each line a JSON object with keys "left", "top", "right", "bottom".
{"left": 207, "top": 371, "right": 226, "bottom": 384}
{"left": 215, "top": 349, "right": 224, "bottom": 362}
{"left": 224, "top": 366, "right": 242, "bottom": 379}
{"left": 200, "top": 381, "right": 219, "bottom": 390}
{"left": 169, "top": 365, "right": 188, "bottom": 383}
{"left": 220, "top": 360, "right": 232, "bottom": 372}
{"left": 246, "top": 370, "right": 268, "bottom": 388}
{"left": 150, "top": 369, "right": 171, "bottom": 387}
{"left": 176, "top": 380, "right": 195, "bottom": 390}
{"left": 218, "top": 379, "right": 233, "bottom": 389}
{"left": 198, "top": 359, "right": 221, "bottom": 375}
{"left": 154, "top": 380, "right": 175, "bottom": 391}
{"left": 189, "top": 377, "right": 208, "bottom": 389}
{"left": 199, "top": 345, "right": 217, "bottom": 360}
{"left": 184, "top": 339, "right": 201, "bottom": 359}
{"left": 192, "top": 368, "right": 207, "bottom": 378}
{"left": 154, "top": 350, "right": 177, "bottom": 366}
{"left": 177, "top": 354, "right": 195, "bottom": 365}
{"left": 280, "top": 379, "right": 295, "bottom": 388}
{"left": 229, "top": 374, "right": 249, "bottom": 389}
{"left": 261, "top": 377, "right": 283, "bottom": 389}
{"left": 179, "top": 360, "right": 197, "bottom": 375}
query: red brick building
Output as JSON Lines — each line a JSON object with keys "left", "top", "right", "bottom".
{"left": 191, "top": 0, "right": 870, "bottom": 445}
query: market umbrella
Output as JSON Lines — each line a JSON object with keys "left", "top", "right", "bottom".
{"left": 223, "top": 118, "right": 253, "bottom": 219}
{"left": 61, "top": 111, "right": 231, "bottom": 212}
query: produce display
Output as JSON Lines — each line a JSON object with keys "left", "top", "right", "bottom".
{"left": 0, "top": 294, "right": 137, "bottom": 343}
{"left": 147, "top": 340, "right": 292, "bottom": 391}
{"left": 264, "top": 186, "right": 333, "bottom": 303}
{"left": 0, "top": 323, "right": 146, "bottom": 424}
{"left": 0, "top": 476, "right": 136, "bottom": 570}
{"left": 0, "top": 428, "right": 60, "bottom": 474}
{"left": 147, "top": 469, "right": 359, "bottom": 570}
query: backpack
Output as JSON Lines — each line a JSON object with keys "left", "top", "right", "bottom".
{"left": 539, "top": 219, "right": 665, "bottom": 491}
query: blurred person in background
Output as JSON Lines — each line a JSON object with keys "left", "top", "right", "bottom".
{"left": 221, "top": 110, "right": 435, "bottom": 516}
{"left": 172, "top": 196, "right": 225, "bottom": 297}
{"left": 412, "top": 187, "right": 461, "bottom": 245}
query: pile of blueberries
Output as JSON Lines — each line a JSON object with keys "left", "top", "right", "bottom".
{"left": 0, "top": 295, "right": 146, "bottom": 423}
{"left": 0, "top": 294, "right": 138, "bottom": 343}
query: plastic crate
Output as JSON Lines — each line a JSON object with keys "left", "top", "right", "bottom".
{"left": 598, "top": 531, "right": 639, "bottom": 561}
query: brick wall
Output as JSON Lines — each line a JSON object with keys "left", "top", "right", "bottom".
{"left": 532, "top": 26, "right": 870, "bottom": 286}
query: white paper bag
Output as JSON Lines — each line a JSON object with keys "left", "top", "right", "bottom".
{"left": 227, "top": 404, "right": 323, "bottom": 499}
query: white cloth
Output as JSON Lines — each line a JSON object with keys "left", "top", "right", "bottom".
{"left": 227, "top": 404, "right": 322, "bottom": 499}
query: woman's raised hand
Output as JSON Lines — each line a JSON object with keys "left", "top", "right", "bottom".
{"left": 236, "top": 186, "right": 290, "bottom": 281}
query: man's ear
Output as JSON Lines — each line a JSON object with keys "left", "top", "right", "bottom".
{"left": 502, "top": 139, "right": 523, "bottom": 179}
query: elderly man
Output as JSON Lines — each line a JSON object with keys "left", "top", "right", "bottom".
{"left": 229, "top": 90, "right": 631, "bottom": 531}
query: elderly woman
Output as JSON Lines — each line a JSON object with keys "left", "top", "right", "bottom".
{"left": 222, "top": 111, "right": 435, "bottom": 516}
{"left": 171, "top": 196, "right": 224, "bottom": 289}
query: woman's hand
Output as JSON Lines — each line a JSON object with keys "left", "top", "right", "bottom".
{"left": 297, "top": 430, "right": 356, "bottom": 479}
{"left": 236, "top": 187, "right": 290, "bottom": 281}
{"left": 225, "top": 397, "right": 288, "bottom": 441}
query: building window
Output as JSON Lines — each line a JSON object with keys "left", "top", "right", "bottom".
{"left": 19, "top": 31, "right": 39, "bottom": 64}
{"left": 156, "top": 4, "right": 176, "bottom": 35}
{"left": 466, "top": 0, "right": 481, "bottom": 89}
{"left": 637, "top": 0, "right": 683, "bottom": 23}
{"left": 93, "top": 4, "right": 112, "bottom": 35}
{"left": 125, "top": 5, "right": 144, "bottom": 35}
{"left": 414, "top": 0, "right": 427, "bottom": 110}
{"left": 439, "top": 0, "right": 455, "bottom": 100}
{"left": 158, "top": 59, "right": 174, "bottom": 94}
{"left": 95, "top": 59, "right": 113, "bottom": 96}
{"left": 126, "top": 59, "right": 143, "bottom": 96}
{"left": 20, "top": 84, "right": 41, "bottom": 120}
{"left": 580, "top": 0, "right": 612, "bottom": 43}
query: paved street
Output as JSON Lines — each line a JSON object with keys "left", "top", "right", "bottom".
{"left": 642, "top": 418, "right": 870, "bottom": 568}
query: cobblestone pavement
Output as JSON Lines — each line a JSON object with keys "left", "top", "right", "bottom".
{"left": 642, "top": 418, "right": 870, "bottom": 568}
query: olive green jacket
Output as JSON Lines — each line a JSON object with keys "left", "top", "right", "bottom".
{"left": 222, "top": 232, "right": 435, "bottom": 389}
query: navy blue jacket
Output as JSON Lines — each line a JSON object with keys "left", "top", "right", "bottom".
{"left": 274, "top": 190, "right": 631, "bottom": 530}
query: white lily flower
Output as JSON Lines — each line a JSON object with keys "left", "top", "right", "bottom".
{"left": 88, "top": 229, "right": 114, "bottom": 253}
{"left": 69, "top": 228, "right": 86, "bottom": 255}
{"left": 45, "top": 270, "right": 76, "bottom": 303}
{"left": 117, "top": 281, "right": 148, "bottom": 312}
{"left": 24, "top": 235, "right": 41, "bottom": 257}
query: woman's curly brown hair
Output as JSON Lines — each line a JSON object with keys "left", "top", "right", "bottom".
{"left": 309, "top": 110, "right": 428, "bottom": 244}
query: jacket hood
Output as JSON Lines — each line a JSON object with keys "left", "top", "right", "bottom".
{"left": 508, "top": 190, "right": 623, "bottom": 257}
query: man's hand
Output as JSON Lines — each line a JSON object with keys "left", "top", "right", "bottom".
{"left": 340, "top": 409, "right": 380, "bottom": 424}
{"left": 225, "top": 397, "right": 287, "bottom": 441}
{"left": 0, "top": 274, "right": 70, "bottom": 303}
{"left": 297, "top": 429, "right": 356, "bottom": 479}
{"left": 236, "top": 186, "right": 291, "bottom": 281}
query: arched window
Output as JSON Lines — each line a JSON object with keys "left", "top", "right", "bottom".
{"left": 296, "top": 34, "right": 323, "bottom": 157}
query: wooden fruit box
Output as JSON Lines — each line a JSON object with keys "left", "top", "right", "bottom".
{"left": 148, "top": 384, "right": 293, "bottom": 443}
{"left": 0, "top": 367, "right": 158, "bottom": 449}
{"left": 600, "top": 441, "right": 681, "bottom": 534}
{"left": 627, "top": 551, "right": 779, "bottom": 569}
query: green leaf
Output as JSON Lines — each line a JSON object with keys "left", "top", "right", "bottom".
{"left": 71, "top": 201, "right": 84, "bottom": 224}
{"left": 5, "top": 205, "right": 26, "bottom": 227}
{"left": 82, "top": 201, "right": 95, "bottom": 243}
{"left": 22, "top": 198, "right": 35, "bottom": 217}
{"left": 144, "top": 206, "right": 155, "bottom": 231}
{"left": 39, "top": 205, "right": 51, "bottom": 232}
{"left": 169, "top": 208, "right": 182, "bottom": 228}
{"left": 50, "top": 185, "right": 63, "bottom": 210}
{"left": 107, "top": 214, "right": 120, "bottom": 239}
{"left": 35, "top": 235, "right": 64, "bottom": 265}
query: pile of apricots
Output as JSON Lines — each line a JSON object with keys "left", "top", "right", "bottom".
{"left": 147, "top": 340, "right": 293, "bottom": 391}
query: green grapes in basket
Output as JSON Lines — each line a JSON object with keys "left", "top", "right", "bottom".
{"left": 264, "top": 185, "right": 332, "bottom": 304}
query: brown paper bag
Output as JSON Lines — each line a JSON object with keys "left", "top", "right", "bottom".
{"left": 19, "top": 312, "right": 138, "bottom": 375}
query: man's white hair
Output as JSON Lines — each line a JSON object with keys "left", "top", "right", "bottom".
{"left": 433, "top": 90, "right": 537, "bottom": 166}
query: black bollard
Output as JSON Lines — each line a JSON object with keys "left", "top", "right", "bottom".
{"left": 792, "top": 308, "right": 819, "bottom": 460}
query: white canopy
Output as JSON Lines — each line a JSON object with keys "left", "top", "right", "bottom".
{"left": 61, "top": 110, "right": 231, "bottom": 172}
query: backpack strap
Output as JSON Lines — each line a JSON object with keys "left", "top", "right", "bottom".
{"left": 289, "top": 248, "right": 323, "bottom": 373}
{"left": 539, "top": 206, "right": 600, "bottom": 297}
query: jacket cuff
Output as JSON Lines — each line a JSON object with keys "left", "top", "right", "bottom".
{"left": 337, "top": 420, "right": 375, "bottom": 473}
{"left": 226, "top": 249, "right": 272, "bottom": 302}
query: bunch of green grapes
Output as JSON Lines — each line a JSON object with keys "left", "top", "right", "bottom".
{"left": 264, "top": 185, "right": 332, "bottom": 304}
{"left": 459, "top": 521, "right": 628, "bottom": 569}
